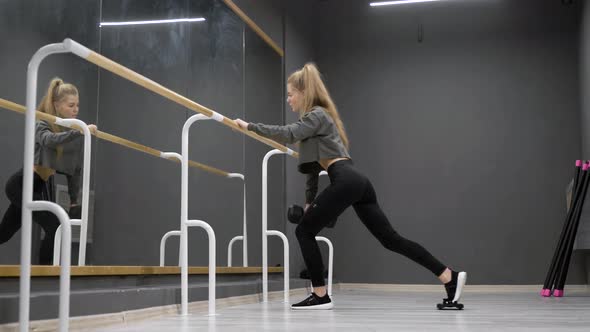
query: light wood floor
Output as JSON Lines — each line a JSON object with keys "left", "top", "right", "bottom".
{"left": 82, "top": 285, "right": 590, "bottom": 332}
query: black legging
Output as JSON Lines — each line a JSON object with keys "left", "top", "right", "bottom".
{"left": 0, "top": 168, "right": 59, "bottom": 265}
{"left": 296, "top": 159, "right": 447, "bottom": 287}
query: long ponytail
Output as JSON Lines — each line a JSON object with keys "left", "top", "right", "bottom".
{"left": 37, "top": 78, "right": 79, "bottom": 159}
{"left": 38, "top": 77, "right": 79, "bottom": 132}
{"left": 288, "top": 63, "right": 349, "bottom": 148}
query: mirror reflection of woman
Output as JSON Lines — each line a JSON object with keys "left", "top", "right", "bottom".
{"left": 0, "top": 78, "right": 97, "bottom": 265}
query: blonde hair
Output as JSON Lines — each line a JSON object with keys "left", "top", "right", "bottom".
{"left": 38, "top": 78, "right": 79, "bottom": 131}
{"left": 37, "top": 78, "right": 79, "bottom": 158}
{"left": 287, "top": 63, "right": 349, "bottom": 148}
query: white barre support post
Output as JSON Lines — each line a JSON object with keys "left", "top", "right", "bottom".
{"left": 227, "top": 236, "right": 241, "bottom": 267}
{"left": 226, "top": 173, "right": 247, "bottom": 267}
{"left": 52, "top": 118, "right": 92, "bottom": 266}
{"left": 262, "top": 149, "right": 290, "bottom": 303}
{"left": 158, "top": 152, "right": 184, "bottom": 269}
{"left": 159, "top": 230, "right": 181, "bottom": 266}
{"left": 53, "top": 220, "right": 80, "bottom": 266}
{"left": 185, "top": 219, "right": 216, "bottom": 314}
{"left": 160, "top": 172, "right": 247, "bottom": 269}
{"left": 314, "top": 237, "right": 334, "bottom": 297}
{"left": 22, "top": 41, "right": 72, "bottom": 332}
{"left": 179, "top": 113, "right": 224, "bottom": 316}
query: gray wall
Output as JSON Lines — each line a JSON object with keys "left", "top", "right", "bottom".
{"left": 311, "top": 0, "right": 585, "bottom": 284}
{"left": 583, "top": 1, "right": 590, "bottom": 159}
{"left": 227, "top": 0, "right": 317, "bottom": 277}
{"left": 582, "top": 0, "right": 590, "bottom": 153}
{"left": 237, "top": 0, "right": 327, "bottom": 277}
{"left": 578, "top": 0, "right": 590, "bottom": 278}
{"left": 1, "top": 0, "right": 587, "bottom": 288}
{"left": 232, "top": 0, "right": 284, "bottom": 49}
{"left": 283, "top": 0, "right": 324, "bottom": 278}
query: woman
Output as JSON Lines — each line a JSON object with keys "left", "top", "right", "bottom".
{"left": 235, "top": 63, "right": 466, "bottom": 310}
{"left": 0, "top": 78, "right": 97, "bottom": 265}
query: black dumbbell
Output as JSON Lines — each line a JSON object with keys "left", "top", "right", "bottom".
{"left": 69, "top": 205, "right": 82, "bottom": 219}
{"left": 288, "top": 204, "right": 305, "bottom": 224}
{"left": 287, "top": 204, "right": 337, "bottom": 228}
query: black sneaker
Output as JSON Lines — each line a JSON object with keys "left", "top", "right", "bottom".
{"left": 291, "top": 293, "right": 333, "bottom": 310}
{"left": 444, "top": 271, "right": 467, "bottom": 303}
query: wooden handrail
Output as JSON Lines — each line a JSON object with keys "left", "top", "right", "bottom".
{"left": 221, "top": 0, "right": 284, "bottom": 57}
{"left": 64, "top": 38, "right": 297, "bottom": 157}
{"left": 0, "top": 98, "right": 229, "bottom": 177}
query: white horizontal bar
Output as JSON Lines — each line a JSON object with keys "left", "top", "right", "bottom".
{"left": 100, "top": 17, "right": 205, "bottom": 27}
{"left": 371, "top": 0, "right": 449, "bottom": 6}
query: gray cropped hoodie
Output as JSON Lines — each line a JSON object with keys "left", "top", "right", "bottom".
{"left": 34, "top": 120, "right": 84, "bottom": 204}
{"left": 247, "top": 106, "right": 351, "bottom": 204}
